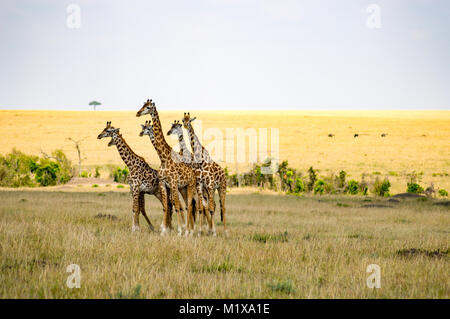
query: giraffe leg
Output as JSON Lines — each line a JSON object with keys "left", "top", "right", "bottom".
{"left": 207, "top": 187, "right": 216, "bottom": 236}
{"left": 186, "top": 180, "right": 196, "bottom": 236}
{"left": 159, "top": 183, "right": 170, "bottom": 235}
{"left": 219, "top": 182, "right": 227, "bottom": 235}
{"left": 139, "top": 193, "right": 154, "bottom": 232}
{"left": 155, "top": 186, "right": 173, "bottom": 231}
{"left": 132, "top": 191, "right": 140, "bottom": 232}
{"left": 178, "top": 187, "right": 188, "bottom": 231}
{"left": 170, "top": 184, "right": 183, "bottom": 236}
{"left": 197, "top": 178, "right": 211, "bottom": 234}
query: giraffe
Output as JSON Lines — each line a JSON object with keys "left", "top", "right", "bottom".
{"left": 137, "top": 100, "right": 210, "bottom": 236}
{"left": 182, "top": 112, "right": 227, "bottom": 235}
{"left": 167, "top": 120, "right": 215, "bottom": 232}
{"left": 97, "top": 121, "right": 170, "bottom": 232}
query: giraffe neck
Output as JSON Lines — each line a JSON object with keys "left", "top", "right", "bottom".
{"left": 186, "top": 123, "right": 212, "bottom": 164}
{"left": 177, "top": 131, "right": 193, "bottom": 163}
{"left": 150, "top": 108, "right": 172, "bottom": 162}
{"left": 112, "top": 133, "right": 140, "bottom": 168}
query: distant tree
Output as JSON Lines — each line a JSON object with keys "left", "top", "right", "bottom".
{"left": 89, "top": 100, "right": 101, "bottom": 111}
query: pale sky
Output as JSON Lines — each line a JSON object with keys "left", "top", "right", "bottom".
{"left": 0, "top": 0, "right": 449, "bottom": 110}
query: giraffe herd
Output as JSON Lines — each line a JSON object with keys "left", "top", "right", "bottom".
{"left": 97, "top": 99, "right": 227, "bottom": 237}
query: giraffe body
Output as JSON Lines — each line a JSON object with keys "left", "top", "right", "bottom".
{"left": 97, "top": 121, "right": 170, "bottom": 232}
{"left": 167, "top": 121, "right": 215, "bottom": 233}
{"left": 137, "top": 101, "right": 208, "bottom": 236}
{"left": 182, "top": 113, "right": 227, "bottom": 235}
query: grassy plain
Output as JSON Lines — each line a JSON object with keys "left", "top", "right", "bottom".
{"left": 0, "top": 110, "right": 449, "bottom": 193}
{"left": 0, "top": 190, "right": 448, "bottom": 298}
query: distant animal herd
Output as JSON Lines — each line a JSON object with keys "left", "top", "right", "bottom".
{"left": 328, "top": 133, "right": 387, "bottom": 138}
{"left": 98, "top": 99, "right": 226, "bottom": 236}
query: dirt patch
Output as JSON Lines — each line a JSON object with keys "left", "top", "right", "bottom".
{"left": 396, "top": 248, "right": 448, "bottom": 259}
{"left": 433, "top": 201, "right": 450, "bottom": 207}
{"left": 392, "top": 193, "right": 425, "bottom": 199}
{"left": 94, "top": 213, "right": 118, "bottom": 221}
{"left": 66, "top": 177, "right": 113, "bottom": 185}
{"left": 361, "top": 204, "right": 392, "bottom": 208}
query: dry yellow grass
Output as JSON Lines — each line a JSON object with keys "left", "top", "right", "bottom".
{"left": 0, "top": 110, "right": 449, "bottom": 193}
{"left": 0, "top": 190, "right": 448, "bottom": 298}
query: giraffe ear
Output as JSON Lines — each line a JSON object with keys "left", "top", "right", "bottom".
{"left": 141, "top": 124, "right": 145, "bottom": 129}
{"left": 190, "top": 117, "right": 196, "bottom": 122}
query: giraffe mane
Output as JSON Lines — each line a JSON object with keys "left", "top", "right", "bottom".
{"left": 116, "top": 132, "right": 146, "bottom": 163}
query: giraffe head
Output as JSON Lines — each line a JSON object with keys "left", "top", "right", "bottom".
{"left": 167, "top": 120, "right": 183, "bottom": 136}
{"left": 98, "top": 121, "right": 120, "bottom": 146}
{"left": 136, "top": 99, "right": 156, "bottom": 117}
{"left": 139, "top": 120, "right": 155, "bottom": 140}
{"left": 182, "top": 112, "right": 196, "bottom": 129}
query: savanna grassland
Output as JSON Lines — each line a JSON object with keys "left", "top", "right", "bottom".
{"left": 0, "top": 110, "right": 449, "bottom": 299}
{"left": 0, "top": 189, "right": 448, "bottom": 298}
{"left": 0, "top": 110, "right": 449, "bottom": 193}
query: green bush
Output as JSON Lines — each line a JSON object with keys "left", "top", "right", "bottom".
{"left": 372, "top": 178, "right": 391, "bottom": 197}
{"left": 346, "top": 180, "right": 359, "bottom": 195}
{"left": 0, "top": 149, "right": 37, "bottom": 187}
{"left": 407, "top": 182, "right": 424, "bottom": 194}
{"left": 112, "top": 167, "right": 129, "bottom": 183}
{"left": 438, "top": 189, "right": 448, "bottom": 197}
{"left": 293, "top": 177, "right": 305, "bottom": 193}
{"left": 80, "top": 171, "right": 90, "bottom": 178}
{"left": 33, "top": 162, "right": 60, "bottom": 186}
{"left": 307, "top": 167, "right": 317, "bottom": 192}
{"left": 0, "top": 149, "right": 72, "bottom": 187}
{"left": 314, "top": 179, "right": 325, "bottom": 195}
{"left": 338, "top": 170, "right": 347, "bottom": 189}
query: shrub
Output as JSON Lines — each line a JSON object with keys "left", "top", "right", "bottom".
{"left": 117, "top": 184, "right": 124, "bottom": 189}
{"left": 80, "top": 171, "right": 90, "bottom": 178}
{"left": 0, "top": 149, "right": 72, "bottom": 187}
{"left": 49, "top": 149, "right": 73, "bottom": 184}
{"left": 33, "top": 162, "right": 60, "bottom": 186}
{"left": 293, "top": 177, "right": 305, "bottom": 193}
{"left": 346, "top": 180, "right": 359, "bottom": 195}
{"left": 94, "top": 166, "right": 102, "bottom": 178}
{"left": 0, "top": 149, "right": 37, "bottom": 187}
{"left": 438, "top": 189, "right": 448, "bottom": 197}
{"left": 337, "top": 170, "right": 346, "bottom": 189}
{"left": 314, "top": 179, "right": 325, "bottom": 195}
{"left": 407, "top": 182, "right": 424, "bottom": 194}
{"left": 307, "top": 167, "right": 317, "bottom": 192}
{"left": 112, "top": 167, "right": 129, "bottom": 183}
{"left": 359, "top": 174, "right": 369, "bottom": 195}
{"left": 372, "top": 178, "right": 391, "bottom": 197}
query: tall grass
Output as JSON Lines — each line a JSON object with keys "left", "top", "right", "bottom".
{"left": 0, "top": 190, "right": 448, "bottom": 298}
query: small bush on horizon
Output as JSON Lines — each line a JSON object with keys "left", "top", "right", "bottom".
{"left": 372, "top": 178, "right": 391, "bottom": 197}
{"left": 346, "top": 180, "right": 359, "bottom": 195}
{"left": 438, "top": 189, "right": 448, "bottom": 197}
{"left": 407, "top": 182, "right": 424, "bottom": 194}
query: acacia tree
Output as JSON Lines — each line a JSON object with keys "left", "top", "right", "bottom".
{"left": 67, "top": 137, "right": 87, "bottom": 177}
{"left": 89, "top": 100, "right": 101, "bottom": 111}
